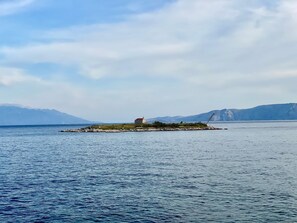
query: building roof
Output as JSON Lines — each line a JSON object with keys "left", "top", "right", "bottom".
{"left": 135, "top": 117, "right": 145, "bottom": 121}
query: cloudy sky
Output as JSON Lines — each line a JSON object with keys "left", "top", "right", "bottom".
{"left": 0, "top": 0, "right": 297, "bottom": 122}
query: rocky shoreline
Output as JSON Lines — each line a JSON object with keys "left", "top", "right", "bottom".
{"left": 61, "top": 126, "right": 226, "bottom": 133}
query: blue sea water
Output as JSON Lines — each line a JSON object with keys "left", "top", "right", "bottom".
{"left": 0, "top": 122, "right": 297, "bottom": 222}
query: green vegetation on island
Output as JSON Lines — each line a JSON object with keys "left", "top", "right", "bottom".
{"left": 62, "top": 121, "right": 224, "bottom": 133}
{"left": 88, "top": 121, "right": 207, "bottom": 130}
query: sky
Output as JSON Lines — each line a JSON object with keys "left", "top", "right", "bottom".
{"left": 0, "top": 0, "right": 297, "bottom": 122}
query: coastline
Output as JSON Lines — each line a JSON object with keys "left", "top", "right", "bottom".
{"left": 61, "top": 125, "right": 226, "bottom": 133}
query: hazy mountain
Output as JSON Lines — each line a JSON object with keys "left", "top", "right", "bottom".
{"left": 0, "top": 105, "right": 91, "bottom": 126}
{"left": 149, "top": 103, "right": 297, "bottom": 123}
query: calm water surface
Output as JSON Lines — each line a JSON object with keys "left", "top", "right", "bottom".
{"left": 0, "top": 122, "right": 297, "bottom": 222}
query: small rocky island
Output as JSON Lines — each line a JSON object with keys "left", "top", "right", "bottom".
{"left": 62, "top": 121, "right": 225, "bottom": 133}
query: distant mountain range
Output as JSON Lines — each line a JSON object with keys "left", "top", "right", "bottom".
{"left": 149, "top": 103, "right": 297, "bottom": 123}
{"left": 2, "top": 103, "right": 297, "bottom": 126}
{"left": 0, "top": 105, "right": 91, "bottom": 126}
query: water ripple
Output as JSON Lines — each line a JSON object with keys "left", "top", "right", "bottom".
{"left": 1, "top": 123, "right": 297, "bottom": 222}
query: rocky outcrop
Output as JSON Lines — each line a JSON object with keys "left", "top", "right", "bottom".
{"left": 62, "top": 126, "right": 225, "bottom": 133}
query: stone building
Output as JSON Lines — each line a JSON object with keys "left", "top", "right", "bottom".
{"left": 134, "top": 117, "right": 146, "bottom": 124}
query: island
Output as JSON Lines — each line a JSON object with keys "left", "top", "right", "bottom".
{"left": 61, "top": 121, "right": 225, "bottom": 133}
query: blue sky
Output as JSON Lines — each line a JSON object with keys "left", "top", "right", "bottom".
{"left": 1, "top": 0, "right": 297, "bottom": 122}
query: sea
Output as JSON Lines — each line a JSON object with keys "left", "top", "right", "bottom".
{"left": 0, "top": 122, "right": 297, "bottom": 223}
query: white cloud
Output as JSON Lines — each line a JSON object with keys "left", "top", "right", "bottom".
{"left": 3, "top": 0, "right": 297, "bottom": 81}
{"left": 0, "top": 67, "right": 39, "bottom": 86}
{"left": 0, "top": 0, "right": 35, "bottom": 16}
{"left": 1, "top": 0, "right": 297, "bottom": 120}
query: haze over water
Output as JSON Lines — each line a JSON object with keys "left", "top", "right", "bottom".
{"left": 1, "top": 122, "right": 297, "bottom": 222}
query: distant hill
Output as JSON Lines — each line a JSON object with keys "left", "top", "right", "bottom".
{"left": 149, "top": 103, "right": 297, "bottom": 123}
{"left": 0, "top": 105, "right": 91, "bottom": 126}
